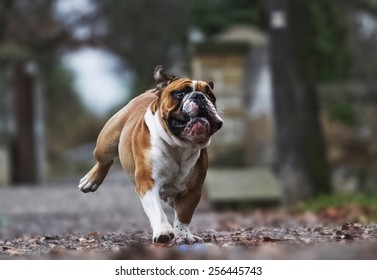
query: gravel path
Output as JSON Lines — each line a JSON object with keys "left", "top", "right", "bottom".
{"left": 1, "top": 169, "right": 377, "bottom": 259}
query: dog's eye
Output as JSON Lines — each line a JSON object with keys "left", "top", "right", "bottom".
{"left": 174, "top": 91, "right": 185, "bottom": 99}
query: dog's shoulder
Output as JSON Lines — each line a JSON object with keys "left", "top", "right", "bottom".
{"left": 111, "top": 89, "right": 157, "bottom": 125}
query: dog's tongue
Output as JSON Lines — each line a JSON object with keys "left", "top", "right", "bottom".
{"left": 185, "top": 117, "right": 210, "bottom": 139}
{"left": 190, "top": 121, "right": 207, "bottom": 136}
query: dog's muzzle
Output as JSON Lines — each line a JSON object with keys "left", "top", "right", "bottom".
{"left": 177, "top": 92, "right": 223, "bottom": 141}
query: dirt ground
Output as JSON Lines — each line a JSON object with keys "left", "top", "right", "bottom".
{"left": 1, "top": 170, "right": 377, "bottom": 259}
{"left": 2, "top": 218, "right": 377, "bottom": 259}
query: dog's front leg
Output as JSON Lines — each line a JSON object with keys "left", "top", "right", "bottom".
{"left": 139, "top": 186, "right": 174, "bottom": 244}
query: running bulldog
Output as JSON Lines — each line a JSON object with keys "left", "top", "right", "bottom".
{"left": 78, "top": 65, "right": 223, "bottom": 244}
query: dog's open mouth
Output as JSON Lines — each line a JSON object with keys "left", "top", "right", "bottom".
{"left": 184, "top": 117, "right": 210, "bottom": 140}
{"left": 169, "top": 113, "right": 223, "bottom": 142}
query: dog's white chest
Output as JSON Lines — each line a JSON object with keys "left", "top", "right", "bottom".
{"left": 151, "top": 142, "right": 200, "bottom": 200}
{"left": 144, "top": 107, "right": 201, "bottom": 201}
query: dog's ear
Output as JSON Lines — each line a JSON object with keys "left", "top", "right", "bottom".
{"left": 208, "top": 81, "right": 214, "bottom": 90}
{"left": 154, "top": 65, "right": 177, "bottom": 89}
{"left": 152, "top": 66, "right": 178, "bottom": 113}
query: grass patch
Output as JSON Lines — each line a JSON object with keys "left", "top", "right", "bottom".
{"left": 296, "top": 192, "right": 377, "bottom": 222}
{"left": 298, "top": 193, "right": 377, "bottom": 211}
{"left": 328, "top": 102, "right": 356, "bottom": 125}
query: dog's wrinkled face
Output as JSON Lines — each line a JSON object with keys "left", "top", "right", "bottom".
{"left": 164, "top": 78, "right": 223, "bottom": 143}
{"left": 152, "top": 66, "right": 223, "bottom": 145}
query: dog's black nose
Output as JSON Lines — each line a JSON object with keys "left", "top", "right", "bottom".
{"left": 192, "top": 92, "right": 205, "bottom": 100}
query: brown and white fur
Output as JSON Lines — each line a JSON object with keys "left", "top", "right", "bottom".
{"left": 78, "top": 66, "right": 223, "bottom": 245}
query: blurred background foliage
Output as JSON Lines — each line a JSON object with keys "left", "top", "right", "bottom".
{"left": 191, "top": 0, "right": 266, "bottom": 35}
{"left": 0, "top": 0, "right": 376, "bottom": 207}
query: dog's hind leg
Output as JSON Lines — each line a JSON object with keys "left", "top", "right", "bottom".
{"left": 78, "top": 115, "right": 123, "bottom": 193}
{"left": 173, "top": 186, "right": 203, "bottom": 244}
{"left": 78, "top": 154, "right": 114, "bottom": 193}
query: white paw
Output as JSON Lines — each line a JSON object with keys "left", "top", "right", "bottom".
{"left": 78, "top": 175, "right": 100, "bottom": 193}
{"left": 174, "top": 224, "right": 202, "bottom": 245}
{"left": 153, "top": 224, "right": 175, "bottom": 244}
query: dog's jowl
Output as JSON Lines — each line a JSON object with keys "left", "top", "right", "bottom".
{"left": 78, "top": 65, "right": 223, "bottom": 245}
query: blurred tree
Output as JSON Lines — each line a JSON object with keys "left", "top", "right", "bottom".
{"left": 344, "top": 0, "right": 377, "bottom": 82}
{"left": 190, "top": 0, "right": 266, "bottom": 35}
{"left": 354, "top": 0, "right": 377, "bottom": 13}
{"left": 0, "top": 0, "right": 56, "bottom": 184}
{"left": 0, "top": 0, "right": 100, "bottom": 183}
{"left": 267, "top": 0, "right": 332, "bottom": 204}
{"left": 92, "top": 0, "right": 190, "bottom": 96}
{"left": 309, "top": 1, "right": 349, "bottom": 81}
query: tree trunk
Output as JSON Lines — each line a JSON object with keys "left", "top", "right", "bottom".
{"left": 267, "top": 0, "right": 331, "bottom": 204}
{"left": 11, "top": 62, "right": 38, "bottom": 184}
